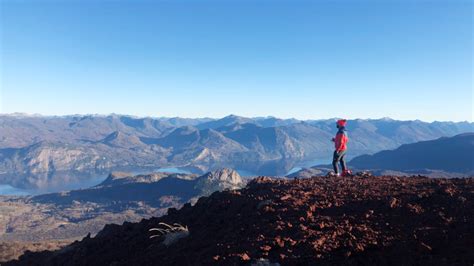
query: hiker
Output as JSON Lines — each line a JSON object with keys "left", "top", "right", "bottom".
{"left": 332, "top": 119, "right": 350, "bottom": 176}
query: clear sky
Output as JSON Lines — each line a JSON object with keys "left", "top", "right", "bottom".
{"left": 0, "top": 0, "right": 472, "bottom": 121}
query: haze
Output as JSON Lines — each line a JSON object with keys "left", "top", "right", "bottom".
{"left": 0, "top": 0, "right": 472, "bottom": 121}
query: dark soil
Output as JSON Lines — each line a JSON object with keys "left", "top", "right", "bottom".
{"left": 6, "top": 175, "right": 474, "bottom": 266}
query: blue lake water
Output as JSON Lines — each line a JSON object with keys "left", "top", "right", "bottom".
{"left": 0, "top": 184, "right": 32, "bottom": 196}
{"left": 286, "top": 167, "right": 303, "bottom": 175}
{"left": 0, "top": 167, "right": 192, "bottom": 196}
{"left": 0, "top": 160, "right": 331, "bottom": 196}
{"left": 155, "top": 167, "right": 192, "bottom": 174}
{"left": 283, "top": 158, "right": 331, "bottom": 176}
{"left": 0, "top": 174, "right": 109, "bottom": 196}
{"left": 301, "top": 158, "right": 330, "bottom": 168}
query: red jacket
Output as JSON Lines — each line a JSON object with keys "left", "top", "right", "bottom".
{"left": 334, "top": 129, "right": 348, "bottom": 152}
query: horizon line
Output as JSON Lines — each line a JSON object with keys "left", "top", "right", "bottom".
{"left": 1, "top": 112, "right": 472, "bottom": 124}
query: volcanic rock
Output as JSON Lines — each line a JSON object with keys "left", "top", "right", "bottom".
{"left": 6, "top": 175, "right": 474, "bottom": 266}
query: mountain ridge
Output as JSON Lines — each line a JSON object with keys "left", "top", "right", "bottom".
{"left": 349, "top": 133, "right": 474, "bottom": 174}
{"left": 290, "top": 133, "right": 474, "bottom": 179}
{"left": 1, "top": 115, "right": 473, "bottom": 189}
{"left": 0, "top": 169, "right": 244, "bottom": 245}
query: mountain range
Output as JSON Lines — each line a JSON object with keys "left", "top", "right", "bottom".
{"left": 349, "top": 133, "right": 474, "bottom": 174}
{"left": 1, "top": 114, "right": 472, "bottom": 189}
{"left": 0, "top": 169, "right": 244, "bottom": 244}
{"left": 291, "top": 133, "right": 474, "bottom": 178}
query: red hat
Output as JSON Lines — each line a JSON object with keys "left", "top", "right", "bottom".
{"left": 337, "top": 119, "right": 347, "bottom": 127}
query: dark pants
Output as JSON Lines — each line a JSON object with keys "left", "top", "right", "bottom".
{"left": 332, "top": 150, "right": 347, "bottom": 174}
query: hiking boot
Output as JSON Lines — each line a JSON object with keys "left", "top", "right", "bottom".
{"left": 342, "top": 170, "right": 353, "bottom": 177}
{"left": 326, "top": 172, "right": 339, "bottom": 178}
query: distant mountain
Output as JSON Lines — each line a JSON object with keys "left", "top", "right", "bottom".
{"left": 253, "top": 116, "right": 300, "bottom": 127}
{"left": 0, "top": 141, "right": 169, "bottom": 189}
{"left": 196, "top": 115, "right": 300, "bottom": 129}
{"left": 349, "top": 133, "right": 474, "bottom": 174}
{"left": 194, "top": 168, "right": 244, "bottom": 195}
{"left": 0, "top": 115, "right": 173, "bottom": 149}
{"left": 0, "top": 169, "right": 244, "bottom": 242}
{"left": 196, "top": 115, "right": 254, "bottom": 130}
{"left": 100, "top": 131, "right": 145, "bottom": 148}
{"left": 157, "top": 117, "right": 214, "bottom": 127}
{"left": 290, "top": 133, "right": 474, "bottom": 178}
{"left": 32, "top": 168, "right": 244, "bottom": 206}
{"left": 309, "top": 119, "right": 474, "bottom": 154}
{"left": 0, "top": 114, "right": 473, "bottom": 188}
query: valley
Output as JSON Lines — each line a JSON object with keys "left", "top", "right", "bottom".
{"left": 1, "top": 114, "right": 472, "bottom": 190}
{"left": 0, "top": 169, "right": 244, "bottom": 245}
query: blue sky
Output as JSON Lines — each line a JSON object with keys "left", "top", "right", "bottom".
{"left": 0, "top": 0, "right": 472, "bottom": 121}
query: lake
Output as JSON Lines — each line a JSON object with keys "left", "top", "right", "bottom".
{"left": 0, "top": 160, "right": 331, "bottom": 196}
{"left": 155, "top": 167, "right": 192, "bottom": 174}
{"left": 0, "top": 167, "right": 194, "bottom": 196}
{"left": 0, "top": 174, "right": 109, "bottom": 196}
{"left": 0, "top": 184, "right": 32, "bottom": 196}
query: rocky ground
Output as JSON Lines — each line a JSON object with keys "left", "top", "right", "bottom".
{"left": 0, "top": 169, "right": 244, "bottom": 262}
{"left": 6, "top": 174, "right": 474, "bottom": 265}
{"left": 0, "top": 241, "right": 70, "bottom": 263}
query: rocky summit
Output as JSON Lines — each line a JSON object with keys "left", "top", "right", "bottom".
{"left": 0, "top": 169, "right": 244, "bottom": 247}
{"left": 7, "top": 175, "right": 474, "bottom": 266}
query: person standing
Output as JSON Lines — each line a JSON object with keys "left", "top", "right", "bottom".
{"left": 332, "top": 119, "right": 349, "bottom": 176}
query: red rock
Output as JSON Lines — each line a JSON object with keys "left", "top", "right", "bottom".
{"left": 13, "top": 175, "right": 474, "bottom": 266}
{"left": 389, "top": 197, "right": 399, "bottom": 208}
{"left": 355, "top": 243, "right": 365, "bottom": 252}
{"left": 285, "top": 237, "right": 297, "bottom": 246}
{"left": 241, "top": 253, "right": 251, "bottom": 261}
{"left": 275, "top": 236, "right": 285, "bottom": 248}
{"left": 280, "top": 194, "right": 291, "bottom": 201}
